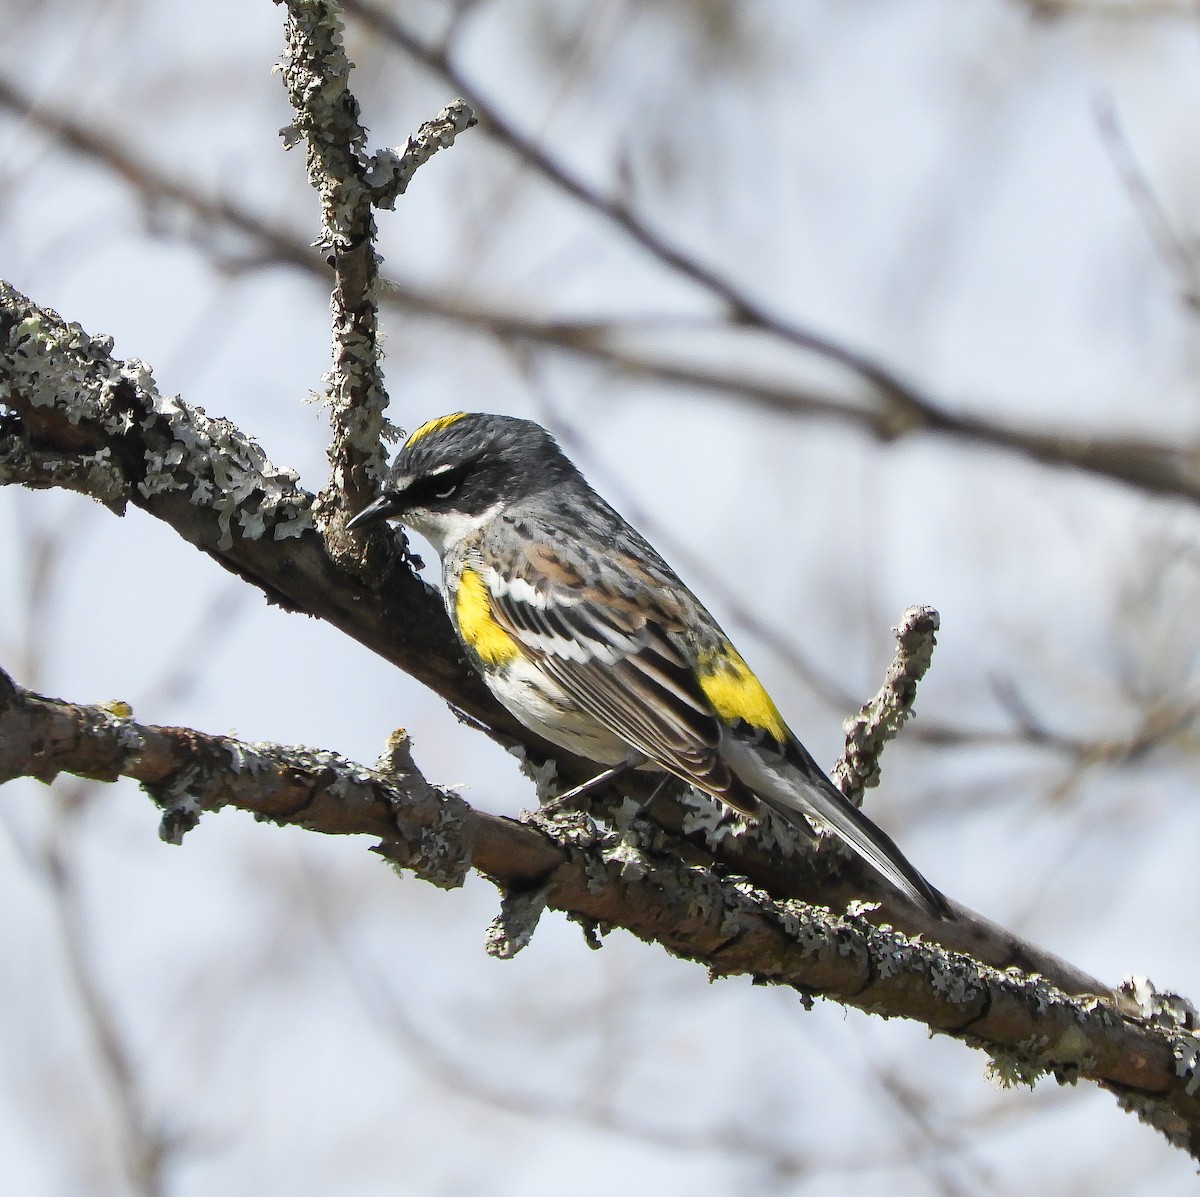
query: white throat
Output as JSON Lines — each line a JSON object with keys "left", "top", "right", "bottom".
{"left": 401, "top": 500, "right": 504, "bottom": 559}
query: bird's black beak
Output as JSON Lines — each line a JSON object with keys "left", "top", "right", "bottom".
{"left": 346, "top": 492, "right": 403, "bottom": 532}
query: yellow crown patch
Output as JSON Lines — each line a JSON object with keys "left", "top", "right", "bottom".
{"left": 405, "top": 412, "right": 468, "bottom": 448}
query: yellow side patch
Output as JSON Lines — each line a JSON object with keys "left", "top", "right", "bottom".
{"left": 455, "top": 568, "right": 521, "bottom": 667}
{"left": 405, "top": 412, "right": 468, "bottom": 448}
{"left": 697, "top": 644, "right": 787, "bottom": 740}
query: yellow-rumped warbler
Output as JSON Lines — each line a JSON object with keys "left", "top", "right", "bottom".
{"left": 348, "top": 412, "right": 949, "bottom": 919}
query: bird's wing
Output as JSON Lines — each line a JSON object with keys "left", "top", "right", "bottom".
{"left": 480, "top": 533, "right": 759, "bottom": 810}
{"left": 479, "top": 520, "right": 949, "bottom": 919}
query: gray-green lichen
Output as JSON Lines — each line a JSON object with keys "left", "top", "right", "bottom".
{"left": 136, "top": 391, "right": 314, "bottom": 550}
{"left": 82, "top": 700, "right": 146, "bottom": 756}
{"left": 485, "top": 882, "right": 550, "bottom": 959}
{"left": 984, "top": 1038, "right": 1053, "bottom": 1089}
{"left": 276, "top": 1, "right": 365, "bottom": 245}
{"left": 1117, "top": 1090, "right": 1192, "bottom": 1152}
{"left": 1121, "top": 975, "right": 1200, "bottom": 1099}
{"left": 151, "top": 766, "right": 205, "bottom": 845}
{"left": 0, "top": 438, "right": 128, "bottom": 510}
{"left": 680, "top": 788, "right": 826, "bottom": 864}
{"left": 277, "top": 0, "right": 394, "bottom": 482}
{"left": 509, "top": 744, "right": 560, "bottom": 806}
{"left": 408, "top": 797, "right": 472, "bottom": 890}
{"left": 1, "top": 286, "right": 316, "bottom": 549}
{"left": 367, "top": 100, "right": 478, "bottom": 209}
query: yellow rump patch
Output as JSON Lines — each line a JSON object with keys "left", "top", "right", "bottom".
{"left": 405, "top": 412, "right": 468, "bottom": 448}
{"left": 455, "top": 568, "right": 521, "bottom": 667}
{"left": 697, "top": 644, "right": 787, "bottom": 740}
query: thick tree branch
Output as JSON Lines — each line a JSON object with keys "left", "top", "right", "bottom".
{"left": 2, "top": 665, "right": 1199, "bottom": 1157}
{"left": 0, "top": 278, "right": 506, "bottom": 734}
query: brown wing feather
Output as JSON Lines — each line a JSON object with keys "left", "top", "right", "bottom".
{"left": 486, "top": 562, "right": 754, "bottom": 807}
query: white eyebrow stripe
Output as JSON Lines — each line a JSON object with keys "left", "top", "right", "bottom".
{"left": 427, "top": 463, "right": 456, "bottom": 476}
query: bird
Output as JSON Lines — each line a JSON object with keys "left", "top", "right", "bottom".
{"left": 347, "top": 412, "right": 950, "bottom": 919}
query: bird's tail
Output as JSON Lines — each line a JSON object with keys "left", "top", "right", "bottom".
{"left": 724, "top": 732, "right": 952, "bottom": 920}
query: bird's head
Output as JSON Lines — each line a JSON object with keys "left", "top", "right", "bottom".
{"left": 346, "top": 412, "right": 578, "bottom": 557}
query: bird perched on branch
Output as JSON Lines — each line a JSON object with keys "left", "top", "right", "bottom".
{"left": 348, "top": 412, "right": 949, "bottom": 919}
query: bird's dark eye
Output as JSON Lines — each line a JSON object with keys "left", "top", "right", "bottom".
{"left": 424, "top": 462, "right": 470, "bottom": 502}
{"left": 413, "top": 457, "right": 476, "bottom": 506}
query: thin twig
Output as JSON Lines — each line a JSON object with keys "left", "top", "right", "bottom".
{"left": 276, "top": 4, "right": 474, "bottom": 525}
{"left": 1093, "top": 91, "right": 1200, "bottom": 310}
{"left": 833, "top": 606, "right": 940, "bottom": 807}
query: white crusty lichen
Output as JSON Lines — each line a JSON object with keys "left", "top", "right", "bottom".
{"left": 5, "top": 311, "right": 111, "bottom": 415}
{"left": 1117, "top": 1091, "right": 1193, "bottom": 1152}
{"left": 506, "top": 744, "right": 560, "bottom": 807}
{"left": 317, "top": 750, "right": 382, "bottom": 802}
{"left": 137, "top": 391, "right": 315, "bottom": 551}
{"left": 602, "top": 836, "right": 654, "bottom": 883}
{"left": 1120, "top": 975, "right": 1200, "bottom": 1098}
{"left": 224, "top": 741, "right": 276, "bottom": 776}
{"left": 680, "top": 788, "right": 818, "bottom": 862}
{"left": 2, "top": 286, "right": 316, "bottom": 549}
{"left": 152, "top": 765, "right": 205, "bottom": 845}
{"left": 407, "top": 799, "right": 471, "bottom": 890}
{"left": 367, "top": 100, "right": 478, "bottom": 210}
{"left": 485, "top": 883, "right": 550, "bottom": 959}
{"left": 86, "top": 700, "right": 146, "bottom": 756}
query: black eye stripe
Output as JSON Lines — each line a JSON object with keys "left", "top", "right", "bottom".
{"left": 398, "top": 460, "right": 474, "bottom": 507}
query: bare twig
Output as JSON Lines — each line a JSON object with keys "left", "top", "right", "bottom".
{"left": 338, "top": 0, "right": 935, "bottom": 420}
{"left": 1093, "top": 92, "right": 1200, "bottom": 310}
{"left": 338, "top": 0, "right": 1200, "bottom": 501}
{"left": 39, "top": 832, "right": 175, "bottom": 1197}
{"left": 1023, "top": 0, "right": 1200, "bottom": 18}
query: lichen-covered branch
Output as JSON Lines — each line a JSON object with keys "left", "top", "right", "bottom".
{"left": 276, "top": 2, "right": 475, "bottom": 529}
{"left": 0, "top": 279, "right": 502, "bottom": 729}
{"left": 2, "top": 663, "right": 1199, "bottom": 1157}
{"left": 278, "top": 0, "right": 391, "bottom": 506}
{"left": 367, "top": 99, "right": 477, "bottom": 210}
{"left": 834, "top": 606, "right": 941, "bottom": 807}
